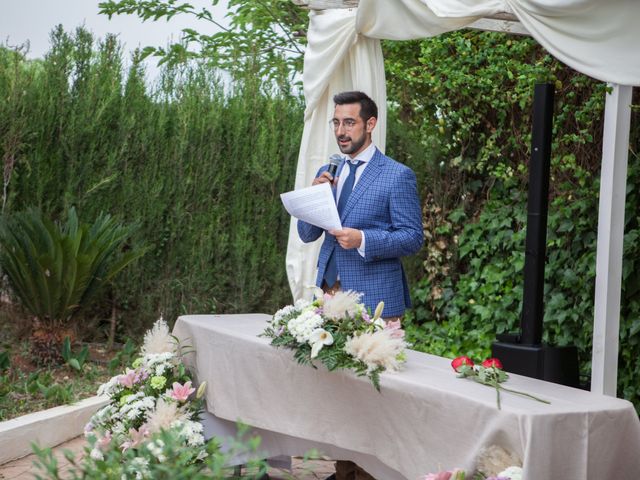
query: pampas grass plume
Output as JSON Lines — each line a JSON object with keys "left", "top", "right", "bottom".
{"left": 344, "top": 329, "right": 405, "bottom": 372}
{"left": 141, "top": 316, "right": 175, "bottom": 355}
{"left": 323, "top": 290, "right": 362, "bottom": 320}
{"left": 476, "top": 445, "right": 521, "bottom": 477}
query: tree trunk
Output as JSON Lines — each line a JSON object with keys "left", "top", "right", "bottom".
{"left": 107, "top": 299, "right": 117, "bottom": 351}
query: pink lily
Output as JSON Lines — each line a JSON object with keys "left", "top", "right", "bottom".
{"left": 168, "top": 381, "right": 195, "bottom": 402}
{"left": 117, "top": 369, "right": 138, "bottom": 388}
{"left": 422, "top": 469, "right": 465, "bottom": 480}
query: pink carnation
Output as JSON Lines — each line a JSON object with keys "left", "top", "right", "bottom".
{"left": 121, "top": 425, "right": 149, "bottom": 451}
{"left": 97, "top": 431, "right": 112, "bottom": 451}
{"left": 384, "top": 319, "right": 405, "bottom": 339}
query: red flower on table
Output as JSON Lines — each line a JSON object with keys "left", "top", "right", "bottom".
{"left": 452, "top": 354, "right": 550, "bottom": 410}
{"left": 481, "top": 358, "right": 503, "bottom": 369}
{"left": 451, "top": 356, "right": 474, "bottom": 372}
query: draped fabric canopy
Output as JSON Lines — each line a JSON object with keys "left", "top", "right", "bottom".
{"left": 358, "top": 0, "right": 640, "bottom": 86}
{"left": 286, "top": 0, "right": 640, "bottom": 301}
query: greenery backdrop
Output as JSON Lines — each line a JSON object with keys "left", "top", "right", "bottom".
{"left": 1, "top": 22, "right": 639, "bottom": 408}
{"left": 0, "top": 27, "right": 302, "bottom": 335}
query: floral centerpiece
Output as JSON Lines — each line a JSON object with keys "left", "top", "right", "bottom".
{"left": 262, "top": 289, "right": 407, "bottom": 390}
{"left": 86, "top": 318, "right": 206, "bottom": 462}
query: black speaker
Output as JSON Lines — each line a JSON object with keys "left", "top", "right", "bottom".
{"left": 491, "top": 83, "right": 579, "bottom": 388}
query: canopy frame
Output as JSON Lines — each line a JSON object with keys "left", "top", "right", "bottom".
{"left": 291, "top": 0, "right": 634, "bottom": 396}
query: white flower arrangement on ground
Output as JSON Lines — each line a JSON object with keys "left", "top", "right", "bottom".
{"left": 422, "top": 444, "right": 523, "bottom": 480}
{"left": 262, "top": 289, "right": 408, "bottom": 390}
{"left": 86, "top": 317, "right": 206, "bottom": 464}
{"left": 420, "top": 445, "right": 522, "bottom": 480}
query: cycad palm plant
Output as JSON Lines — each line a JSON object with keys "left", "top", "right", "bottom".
{"left": 0, "top": 207, "right": 146, "bottom": 365}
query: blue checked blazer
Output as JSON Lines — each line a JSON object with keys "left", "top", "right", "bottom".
{"left": 297, "top": 148, "right": 423, "bottom": 317}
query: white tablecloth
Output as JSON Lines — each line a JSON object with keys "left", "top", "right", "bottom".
{"left": 173, "top": 314, "right": 640, "bottom": 479}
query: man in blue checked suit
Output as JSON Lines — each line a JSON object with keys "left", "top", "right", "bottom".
{"left": 297, "top": 91, "right": 423, "bottom": 320}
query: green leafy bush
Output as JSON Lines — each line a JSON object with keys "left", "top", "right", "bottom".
{"left": 0, "top": 206, "right": 145, "bottom": 364}
{"left": 385, "top": 31, "right": 640, "bottom": 407}
{"left": 0, "top": 207, "right": 144, "bottom": 327}
{"left": 61, "top": 336, "right": 90, "bottom": 372}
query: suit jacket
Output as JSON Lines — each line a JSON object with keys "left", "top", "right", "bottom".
{"left": 297, "top": 148, "right": 423, "bottom": 317}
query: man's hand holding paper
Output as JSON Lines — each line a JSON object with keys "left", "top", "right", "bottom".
{"left": 329, "top": 227, "right": 362, "bottom": 249}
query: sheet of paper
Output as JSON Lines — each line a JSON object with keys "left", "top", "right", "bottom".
{"left": 280, "top": 182, "right": 342, "bottom": 231}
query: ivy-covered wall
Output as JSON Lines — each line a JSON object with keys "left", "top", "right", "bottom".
{"left": 384, "top": 31, "right": 640, "bottom": 404}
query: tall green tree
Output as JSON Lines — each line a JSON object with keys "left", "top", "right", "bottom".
{"left": 98, "top": 0, "right": 308, "bottom": 89}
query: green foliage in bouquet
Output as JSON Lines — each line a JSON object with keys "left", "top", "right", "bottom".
{"left": 451, "top": 356, "right": 549, "bottom": 411}
{"left": 32, "top": 425, "right": 268, "bottom": 480}
{"left": 263, "top": 291, "right": 407, "bottom": 391}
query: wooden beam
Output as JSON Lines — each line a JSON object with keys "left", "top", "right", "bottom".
{"left": 291, "top": 1, "right": 529, "bottom": 35}
{"left": 486, "top": 13, "right": 519, "bottom": 22}
{"left": 467, "top": 18, "right": 530, "bottom": 36}
{"left": 291, "top": 0, "right": 359, "bottom": 9}
{"left": 591, "top": 84, "right": 634, "bottom": 397}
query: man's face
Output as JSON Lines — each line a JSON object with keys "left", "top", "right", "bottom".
{"left": 332, "top": 103, "right": 375, "bottom": 156}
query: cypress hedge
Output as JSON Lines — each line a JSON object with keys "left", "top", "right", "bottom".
{"left": 0, "top": 26, "right": 303, "bottom": 335}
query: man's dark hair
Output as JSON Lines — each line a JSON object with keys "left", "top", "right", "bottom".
{"left": 333, "top": 91, "right": 378, "bottom": 121}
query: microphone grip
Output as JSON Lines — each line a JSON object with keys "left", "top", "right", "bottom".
{"left": 327, "top": 163, "right": 338, "bottom": 177}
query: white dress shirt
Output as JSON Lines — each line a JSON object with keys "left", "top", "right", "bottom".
{"left": 335, "top": 142, "right": 376, "bottom": 258}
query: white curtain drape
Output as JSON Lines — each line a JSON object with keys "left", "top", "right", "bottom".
{"left": 286, "top": 0, "right": 640, "bottom": 300}
{"left": 286, "top": 8, "right": 386, "bottom": 301}
{"left": 357, "top": 0, "right": 640, "bottom": 86}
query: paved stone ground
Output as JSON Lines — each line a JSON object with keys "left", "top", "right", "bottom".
{"left": 0, "top": 436, "right": 336, "bottom": 480}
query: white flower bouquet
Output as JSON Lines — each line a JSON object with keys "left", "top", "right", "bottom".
{"left": 262, "top": 290, "right": 408, "bottom": 390}
{"left": 85, "top": 318, "right": 206, "bottom": 462}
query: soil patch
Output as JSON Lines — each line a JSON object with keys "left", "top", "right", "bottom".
{"left": 0, "top": 304, "right": 124, "bottom": 422}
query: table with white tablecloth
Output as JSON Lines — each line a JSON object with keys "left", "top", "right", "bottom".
{"left": 173, "top": 314, "right": 640, "bottom": 479}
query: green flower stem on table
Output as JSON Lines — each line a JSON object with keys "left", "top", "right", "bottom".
{"left": 455, "top": 360, "right": 551, "bottom": 410}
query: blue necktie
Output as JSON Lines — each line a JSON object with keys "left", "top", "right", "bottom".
{"left": 323, "top": 160, "right": 364, "bottom": 288}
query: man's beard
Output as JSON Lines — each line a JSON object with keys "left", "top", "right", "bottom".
{"left": 337, "top": 131, "right": 366, "bottom": 155}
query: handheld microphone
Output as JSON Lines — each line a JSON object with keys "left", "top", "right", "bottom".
{"left": 327, "top": 154, "right": 342, "bottom": 180}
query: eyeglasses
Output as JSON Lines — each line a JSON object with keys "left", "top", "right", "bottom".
{"left": 329, "top": 118, "right": 358, "bottom": 131}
